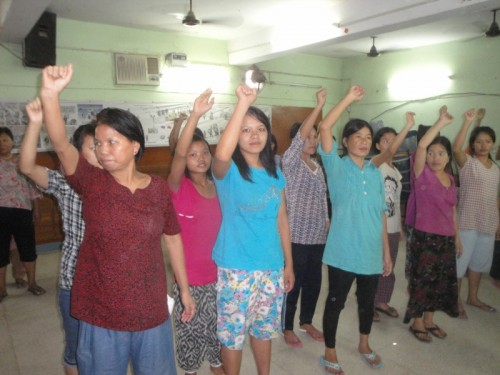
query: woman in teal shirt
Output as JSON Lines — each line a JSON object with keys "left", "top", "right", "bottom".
{"left": 318, "top": 85, "right": 391, "bottom": 374}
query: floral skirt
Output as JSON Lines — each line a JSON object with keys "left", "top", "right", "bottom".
{"left": 403, "top": 229, "right": 459, "bottom": 323}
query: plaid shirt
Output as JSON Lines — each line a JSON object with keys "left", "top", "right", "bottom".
{"left": 38, "top": 170, "right": 84, "bottom": 290}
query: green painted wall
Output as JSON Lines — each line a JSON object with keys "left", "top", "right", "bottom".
{"left": 341, "top": 37, "right": 500, "bottom": 141}
{"left": 1, "top": 18, "right": 499, "bottom": 145}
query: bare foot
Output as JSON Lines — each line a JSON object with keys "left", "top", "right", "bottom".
{"left": 299, "top": 323, "right": 324, "bottom": 341}
{"left": 492, "top": 278, "right": 500, "bottom": 290}
{"left": 283, "top": 330, "right": 303, "bottom": 348}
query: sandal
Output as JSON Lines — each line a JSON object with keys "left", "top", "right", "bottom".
{"left": 283, "top": 330, "right": 303, "bottom": 348}
{"left": 375, "top": 305, "right": 399, "bottom": 318}
{"left": 360, "top": 351, "right": 382, "bottom": 369}
{"left": 409, "top": 325, "right": 432, "bottom": 343}
{"left": 320, "top": 355, "right": 344, "bottom": 375}
{"left": 27, "top": 285, "right": 46, "bottom": 296}
{"left": 425, "top": 324, "right": 447, "bottom": 339}
{"left": 466, "top": 301, "right": 497, "bottom": 313}
{"left": 373, "top": 310, "right": 380, "bottom": 322}
{"left": 0, "top": 291, "right": 7, "bottom": 303}
{"left": 299, "top": 324, "right": 325, "bottom": 342}
{"left": 15, "top": 278, "right": 28, "bottom": 288}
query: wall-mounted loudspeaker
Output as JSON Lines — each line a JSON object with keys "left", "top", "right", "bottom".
{"left": 23, "top": 11, "right": 56, "bottom": 68}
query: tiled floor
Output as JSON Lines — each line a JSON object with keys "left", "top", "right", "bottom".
{"left": 1, "top": 241, "right": 499, "bottom": 374}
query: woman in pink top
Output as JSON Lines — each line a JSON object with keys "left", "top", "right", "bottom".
{"left": 168, "top": 89, "right": 223, "bottom": 375}
{"left": 404, "top": 109, "right": 462, "bottom": 342}
{"left": 453, "top": 109, "right": 499, "bottom": 318}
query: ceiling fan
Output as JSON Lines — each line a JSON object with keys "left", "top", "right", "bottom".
{"left": 485, "top": 9, "right": 499, "bottom": 37}
{"left": 367, "top": 36, "right": 380, "bottom": 57}
{"left": 182, "top": 0, "right": 200, "bottom": 26}
{"left": 179, "top": 0, "right": 243, "bottom": 28}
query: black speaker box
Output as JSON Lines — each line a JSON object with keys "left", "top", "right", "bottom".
{"left": 23, "top": 11, "right": 56, "bottom": 68}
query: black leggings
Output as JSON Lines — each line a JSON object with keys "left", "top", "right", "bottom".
{"left": 0, "top": 207, "right": 37, "bottom": 267}
{"left": 323, "top": 266, "right": 379, "bottom": 348}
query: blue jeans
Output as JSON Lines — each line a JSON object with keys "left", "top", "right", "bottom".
{"left": 77, "top": 317, "right": 177, "bottom": 375}
{"left": 59, "top": 288, "right": 79, "bottom": 368}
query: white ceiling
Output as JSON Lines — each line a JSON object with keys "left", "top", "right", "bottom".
{"left": 1, "top": 0, "right": 499, "bottom": 64}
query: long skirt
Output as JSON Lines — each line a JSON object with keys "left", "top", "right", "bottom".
{"left": 403, "top": 229, "right": 459, "bottom": 323}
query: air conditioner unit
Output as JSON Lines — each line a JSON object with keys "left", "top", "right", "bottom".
{"left": 165, "top": 52, "right": 188, "bottom": 67}
{"left": 114, "top": 53, "right": 160, "bottom": 86}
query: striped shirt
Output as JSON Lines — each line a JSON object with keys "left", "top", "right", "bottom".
{"left": 458, "top": 155, "right": 499, "bottom": 235}
{"left": 282, "top": 132, "right": 328, "bottom": 245}
{"left": 38, "top": 170, "right": 84, "bottom": 290}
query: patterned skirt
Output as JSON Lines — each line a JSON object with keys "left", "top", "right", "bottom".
{"left": 173, "top": 282, "right": 221, "bottom": 372}
{"left": 403, "top": 229, "right": 459, "bottom": 323}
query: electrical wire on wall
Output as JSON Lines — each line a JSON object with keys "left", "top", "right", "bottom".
{"left": 368, "top": 92, "right": 500, "bottom": 122}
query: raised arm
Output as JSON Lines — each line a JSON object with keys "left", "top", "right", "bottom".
{"left": 452, "top": 109, "right": 475, "bottom": 168}
{"left": 39, "top": 64, "right": 79, "bottom": 175}
{"left": 168, "top": 113, "right": 187, "bottom": 155}
{"left": 319, "top": 85, "right": 365, "bottom": 153}
{"left": 168, "top": 89, "right": 214, "bottom": 191}
{"left": 213, "top": 84, "right": 257, "bottom": 179}
{"left": 299, "top": 88, "right": 327, "bottom": 140}
{"left": 475, "top": 108, "right": 485, "bottom": 128}
{"left": 414, "top": 109, "right": 453, "bottom": 178}
{"left": 372, "top": 111, "right": 416, "bottom": 167}
{"left": 19, "top": 98, "right": 49, "bottom": 189}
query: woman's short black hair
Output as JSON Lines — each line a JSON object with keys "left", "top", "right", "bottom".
{"left": 289, "top": 121, "right": 319, "bottom": 140}
{"left": 427, "top": 135, "right": 452, "bottom": 158}
{"left": 96, "top": 108, "right": 145, "bottom": 161}
{"left": 469, "top": 126, "right": 496, "bottom": 159}
{"left": 0, "top": 127, "right": 14, "bottom": 141}
{"left": 373, "top": 127, "right": 397, "bottom": 154}
{"left": 71, "top": 123, "right": 96, "bottom": 152}
{"left": 232, "top": 106, "right": 277, "bottom": 182}
{"left": 341, "top": 118, "right": 373, "bottom": 156}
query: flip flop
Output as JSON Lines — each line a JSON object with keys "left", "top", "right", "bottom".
{"left": 27, "top": 285, "right": 46, "bottom": 296}
{"left": 425, "top": 324, "right": 447, "bottom": 339}
{"left": 283, "top": 331, "right": 303, "bottom": 348}
{"left": 375, "top": 305, "right": 399, "bottom": 318}
{"left": 409, "top": 325, "right": 432, "bottom": 343}
{"left": 373, "top": 310, "right": 381, "bottom": 322}
{"left": 466, "top": 302, "right": 497, "bottom": 313}
{"left": 360, "top": 351, "right": 382, "bottom": 369}
{"left": 299, "top": 325, "right": 325, "bottom": 342}
{"left": 320, "top": 355, "right": 344, "bottom": 375}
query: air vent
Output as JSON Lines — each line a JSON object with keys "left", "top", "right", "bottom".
{"left": 114, "top": 53, "right": 160, "bottom": 86}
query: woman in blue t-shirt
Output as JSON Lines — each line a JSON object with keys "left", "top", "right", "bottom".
{"left": 212, "top": 83, "right": 294, "bottom": 375}
{"left": 318, "top": 85, "right": 392, "bottom": 374}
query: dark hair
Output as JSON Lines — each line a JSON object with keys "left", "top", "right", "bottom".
{"left": 469, "top": 126, "right": 496, "bottom": 159}
{"left": 427, "top": 136, "right": 452, "bottom": 158}
{"left": 290, "top": 121, "right": 319, "bottom": 140}
{"left": 269, "top": 133, "right": 278, "bottom": 156}
{"left": 184, "top": 133, "right": 214, "bottom": 181}
{"left": 427, "top": 136, "right": 453, "bottom": 172}
{"left": 232, "top": 106, "right": 277, "bottom": 182}
{"left": 341, "top": 118, "right": 373, "bottom": 156}
{"left": 96, "top": 108, "right": 145, "bottom": 161}
{"left": 0, "top": 127, "right": 14, "bottom": 141}
{"left": 72, "top": 123, "right": 96, "bottom": 152}
{"left": 373, "top": 127, "right": 397, "bottom": 154}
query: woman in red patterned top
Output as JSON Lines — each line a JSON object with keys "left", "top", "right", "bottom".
{"left": 40, "top": 64, "right": 195, "bottom": 375}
